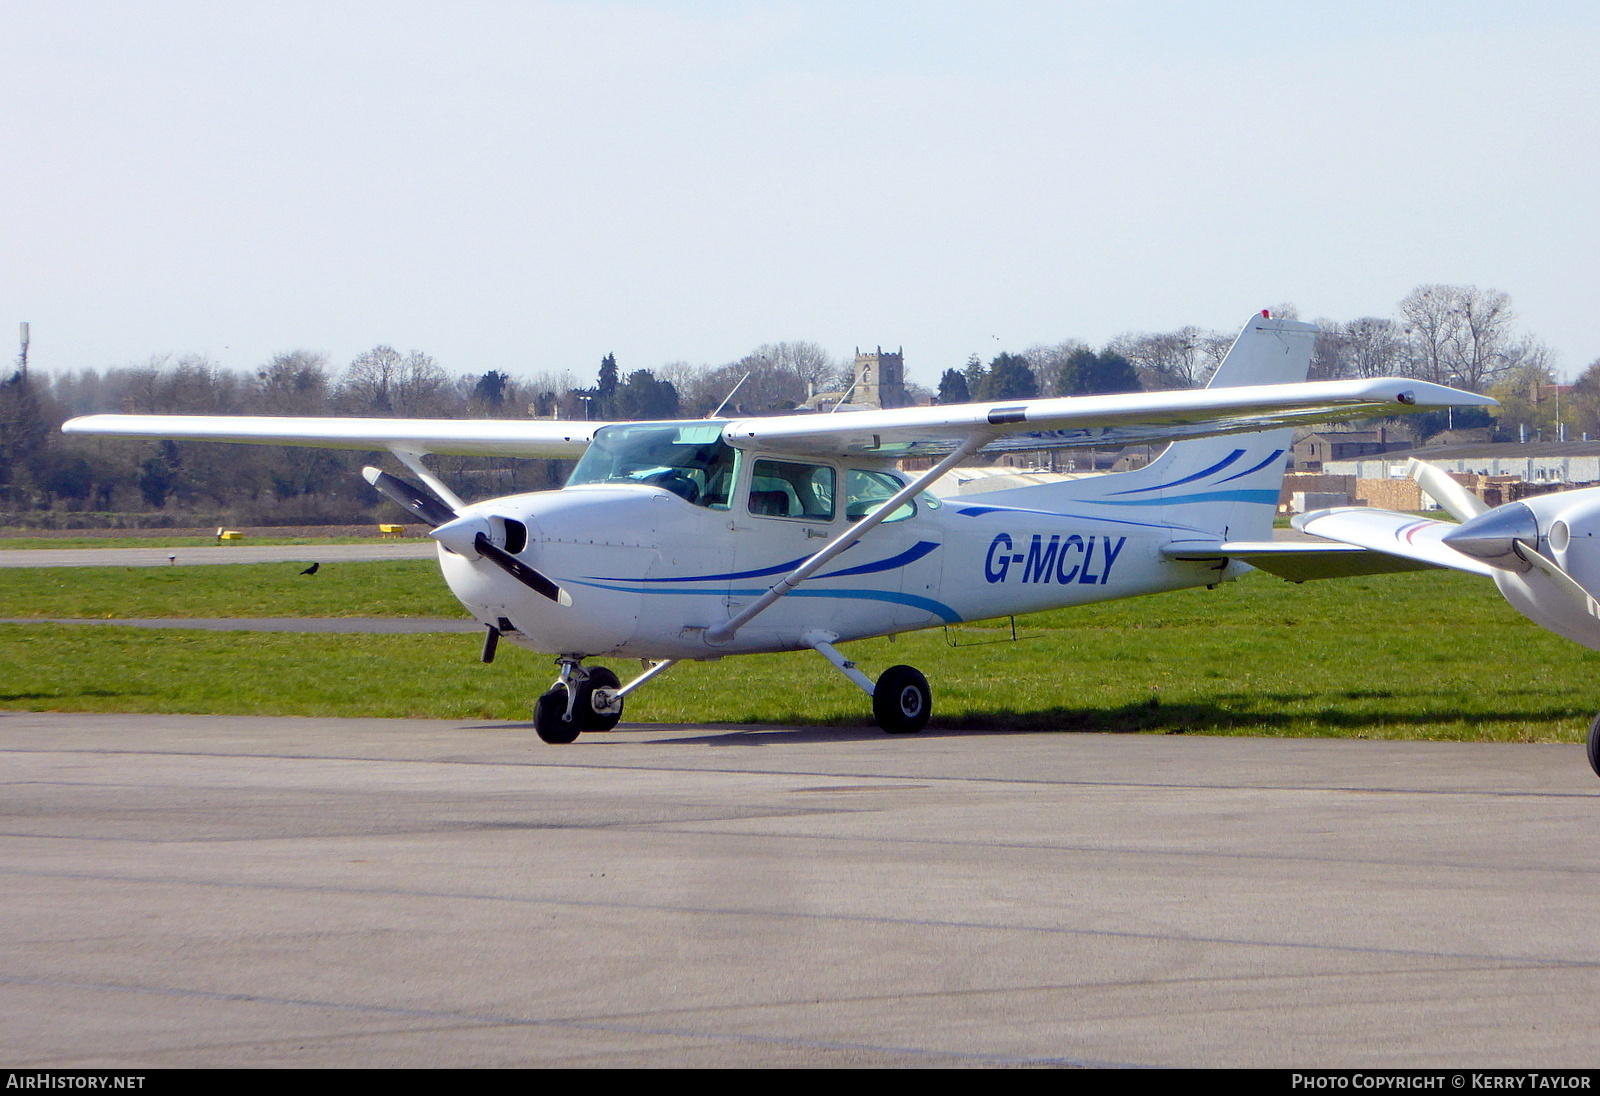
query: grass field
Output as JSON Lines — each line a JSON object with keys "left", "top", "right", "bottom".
{"left": 0, "top": 560, "right": 467, "bottom": 618}
{"left": 2, "top": 560, "right": 1596, "bottom": 740}
{"left": 0, "top": 535, "right": 399, "bottom": 550}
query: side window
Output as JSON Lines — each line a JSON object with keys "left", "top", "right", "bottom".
{"left": 846, "top": 469, "right": 915, "bottom": 523}
{"left": 748, "top": 459, "right": 836, "bottom": 521}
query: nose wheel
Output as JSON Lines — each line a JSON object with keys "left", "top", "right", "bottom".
{"left": 534, "top": 687, "right": 582, "bottom": 744}
{"left": 1586, "top": 713, "right": 1600, "bottom": 780}
{"left": 533, "top": 661, "right": 624, "bottom": 744}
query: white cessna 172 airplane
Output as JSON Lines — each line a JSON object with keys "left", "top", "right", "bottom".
{"left": 63, "top": 313, "right": 1492, "bottom": 743}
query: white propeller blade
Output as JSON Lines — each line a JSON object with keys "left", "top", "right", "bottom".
{"left": 1408, "top": 458, "right": 1488, "bottom": 522}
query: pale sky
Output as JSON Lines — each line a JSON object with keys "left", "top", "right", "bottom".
{"left": 4, "top": 0, "right": 1598, "bottom": 389}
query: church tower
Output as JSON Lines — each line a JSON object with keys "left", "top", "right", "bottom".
{"left": 851, "top": 346, "right": 910, "bottom": 410}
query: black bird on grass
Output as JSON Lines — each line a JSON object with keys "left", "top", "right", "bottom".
{"left": 299, "top": 562, "right": 319, "bottom": 575}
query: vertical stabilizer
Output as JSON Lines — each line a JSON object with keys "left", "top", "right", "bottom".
{"left": 963, "top": 314, "right": 1317, "bottom": 541}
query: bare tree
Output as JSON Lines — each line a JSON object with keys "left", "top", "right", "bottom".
{"left": 339, "top": 346, "right": 450, "bottom": 417}
{"left": 1312, "top": 317, "right": 1406, "bottom": 381}
{"left": 1452, "top": 288, "right": 1526, "bottom": 391}
{"left": 1109, "top": 327, "right": 1223, "bottom": 389}
{"left": 740, "top": 341, "right": 844, "bottom": 394}
{"left": 1397, "top": 284, "right": 1528, "bottom": 391}
{"left": 1023, "top": 340, "right": 1090, "bottom": 395}
{"left": 255, "top": 350, "right": 331, "bottom": 415}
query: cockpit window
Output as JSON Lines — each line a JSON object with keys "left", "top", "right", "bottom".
{"left": 846, "top": 468, "right": 915, "bottom": 523}
{"left": 748, "top": 459, "right": 836, "bottom": 521}
{"left": 567, "top": 422, "right": 737, "bottom": 509}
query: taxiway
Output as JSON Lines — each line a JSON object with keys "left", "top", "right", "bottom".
{"left": 2, "top": 711, "right": 1596, "bottom": 1067}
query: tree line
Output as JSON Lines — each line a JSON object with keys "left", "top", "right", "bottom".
{"left": 3, "top": 283, "right": 1597, "bottom": 525}
{"left": 0, "top": 338, "right": 870, "bottom": 524}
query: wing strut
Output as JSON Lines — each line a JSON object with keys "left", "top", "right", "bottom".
{"left": 704, "top": 434, "right": 987, "bottom": 645}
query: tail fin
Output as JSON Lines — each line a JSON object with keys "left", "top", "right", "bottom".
{"left": 963, "top": 313, "right": 1317, "bottom": 540}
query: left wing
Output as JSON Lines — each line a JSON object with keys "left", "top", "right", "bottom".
{"left": 727, "top": 377, "right": 1491, "bottom": 458}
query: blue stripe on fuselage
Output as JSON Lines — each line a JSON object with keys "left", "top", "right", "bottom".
{"left": 565, "top": 578, "right": 962, "bottom": 623}
{"left": 583, "top": 539, "right": 939, "bottom": 584}
{"left": 1106, "top": 449, "right": 1245, "bottom": 495}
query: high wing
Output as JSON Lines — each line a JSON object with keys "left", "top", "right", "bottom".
{"left": 63, "top": 375, "right": 1489, "bottom": 462}
{"left": 60, "top": 415, "right": 601, "bottom": 459}
{"left": 61, "top": 317, "right": 1495, "bottom": 461}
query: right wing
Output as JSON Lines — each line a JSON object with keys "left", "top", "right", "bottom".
{"left": 60, "top": 415, "right": 602, "bottom": 459}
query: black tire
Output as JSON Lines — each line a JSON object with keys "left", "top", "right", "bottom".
{"left": 575, "top": 667, "right": 623, "bottom": 732}
{"left": 534, "top": 686, "right": 581, "bottom": 744}
{"left": 1587, "top": 713, "right": 1600, "bottom": 780}
{"left": 874, "top": 665, "right": 931, "bottom": 734}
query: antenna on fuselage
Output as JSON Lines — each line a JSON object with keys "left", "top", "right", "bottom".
{"left": 707, "top": 372, "right": 750, "bottom": 419}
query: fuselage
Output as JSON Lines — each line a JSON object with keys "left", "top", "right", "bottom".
{"left": 436, "top": 421, "right": 1239, "bottom": 658}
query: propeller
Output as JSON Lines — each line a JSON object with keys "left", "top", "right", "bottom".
{"left": 363, "top": 466, "right": 456, "bottom": 527}
{"left": 362, "top": 466, "right": 570, "bottom": 606}
{"left": 1438, "top": 501, "right": 1537, "bottom": 572}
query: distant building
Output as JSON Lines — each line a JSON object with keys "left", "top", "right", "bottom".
{"left": 1292, "top": 427, "right": 1412, "bottom": 471}
{"left": 1325, "top": 441, "right": 1600, "bottom": 485}
{"left": 847, "top": 346, "right": 913, "bottom": 410}
{"left": 803, "top": 346, "right": 916, "bottom": 412}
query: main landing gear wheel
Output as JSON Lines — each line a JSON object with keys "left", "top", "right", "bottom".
{"left": 576, "top": 667, "right": 623, "bottom": 732}
{"left": 1586, "top": 713, "right": 1600, "bottom": 780}
{"left": 534, "top": 687, "right": 580, "bottom": 744}
{"left": 874, "top": 665, "right": 931, "bottom": 734}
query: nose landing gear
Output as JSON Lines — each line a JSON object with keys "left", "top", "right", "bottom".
{"left": 533, "top": 658, "right": 623, "bottom": 744}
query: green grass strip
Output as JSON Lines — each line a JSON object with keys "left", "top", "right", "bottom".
{"left": 1, "top": 568, "right": 1594, "bottom": 740}
{"left": 0, "top": 561, "right": 467, "bottom": 619}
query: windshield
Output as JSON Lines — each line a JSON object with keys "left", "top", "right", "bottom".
{"left": 567, "top": 421, "right": 737, "bottom": 509}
